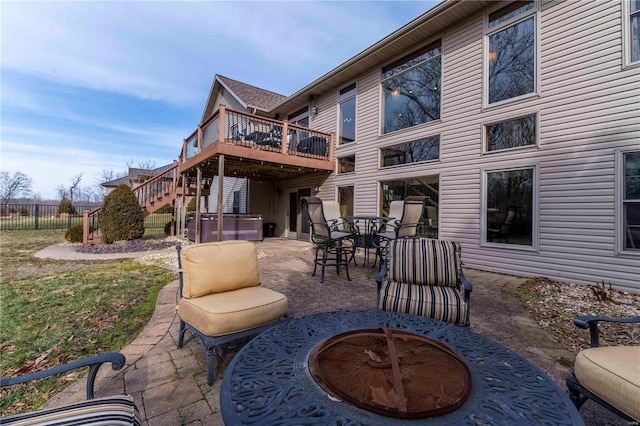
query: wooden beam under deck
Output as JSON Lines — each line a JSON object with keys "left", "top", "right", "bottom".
{"left": 179, "top": 139, "right": 334, "bottom": 180}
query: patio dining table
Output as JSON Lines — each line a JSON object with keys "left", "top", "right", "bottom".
{"left": 220, "top": 309, "right": 584, "bottom": 425}
{"left": 341, "top": 215, "right": 394, "bottom": 276}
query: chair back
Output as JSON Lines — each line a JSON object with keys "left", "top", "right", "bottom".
{"left": 386, "top": 201, "right": 404, "bottom": 230}
{"left": 387, "top": 238, "right": 461, "bottom": 288}
{"left": 177, "top": 241, "right": 261, "bottom": 299}
{"left": 396, "top": 196, "right": 428, "bottom": 238}
{"left": 500, "top": 206, "right": 519, "bottom": 234}
{"left": 302, "top": 196, "right": 330, "bottom": 238}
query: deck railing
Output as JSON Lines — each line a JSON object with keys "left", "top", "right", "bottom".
{"left": 181, "top": 105, "right": 334, "bottom": 163}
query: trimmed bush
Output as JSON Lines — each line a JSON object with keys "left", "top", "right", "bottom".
{"left": 164, "top": 221, "right": 174, "bottom": 236}
{"left": 19, "top": 207, "right": 29, "bottom": 216}
{"left": 58, "top": 198, "right": 77, "bottom": 215}
{"left": 156, "top": 203, "right": 173, "bottom": 214}
{"left": 99, "top": 184, "right": 145, "bottom": 244}
{"left": 65, "top": 224, "right": 84, "bottom": 243}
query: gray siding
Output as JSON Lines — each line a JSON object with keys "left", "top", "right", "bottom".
{"left": 207, "top": 176, "right": 248, "bottom": 213}
{"left": 307, "top": 0, "right": 639, "bottom": 292}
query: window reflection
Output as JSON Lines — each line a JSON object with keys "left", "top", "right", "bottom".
{"left": 338, "top": 186, "right": 354, "bottom": 217}
{"left": 489, "top": 16, "right": 535, "bottom": 104}
{"left": 624, "top": 151, "right": 640, "bottom": 250}
{"left": 381, "top": 136, "right": 439, "bottom": 167}
{"left": 485, "top": 114, "right": 536, "bottom": 151}
{"left": 486, "top": 168, "right": 534, "bottom": 246}
{"left": 382, "top": 41, "right": 441, "bottom": 133}
{"left": 339, "top": 83, "right": 356, "bottom": 144}
{"left": 337, "top": 155, "right": 355, "bottom": 174}
{"left": 380, "top": 176, "right": 439, "bottom": 238}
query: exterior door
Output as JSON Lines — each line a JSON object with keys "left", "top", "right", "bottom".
{"left": 288, "top": 188, "right": 311, "bottom": 240}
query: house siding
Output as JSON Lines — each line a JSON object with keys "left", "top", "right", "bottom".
{"left": 305, "top": 0, "right": 639, "bottom": 292}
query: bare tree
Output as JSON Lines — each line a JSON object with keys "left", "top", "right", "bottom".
{"left": 68, "top": 173, "right": 82, "bottom": 203}
{"left": 127, "top": 159, "right": 156, "bottom": 170}
{"left": 0, "top": 171, "right": 33, "bottom": 211}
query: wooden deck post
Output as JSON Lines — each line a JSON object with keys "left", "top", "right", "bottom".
{"left": 281, "top": 122, "right": 289, "bottom": 155}
{"left": 218, "top": 104, "right": 226, "bottom": 143}
{"left": 195, "top": 166, "right": 202, "bottom": 244}
{"left": 217, "top": 155, "right": 224, "bottom": 241}
{"left": 83, "top": 211, "right": 89, "bottom": 246}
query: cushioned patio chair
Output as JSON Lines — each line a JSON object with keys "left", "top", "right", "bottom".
{"left": 321, "top": 199, "right": 358, "bottom": 266}
{"left": 301, "top": 196, "right": 353, "bottom": 283}
{"left": 375, "top": 238, "right": 472, "bottom": 326}
{"left": 566, "top": 315, "right": 640, "bottom": 422}
{"left": 1, "top": 352, "right": 141, "bottom": 425}
{"left": 176, "top": 241, "right": 289, "bottom": 385}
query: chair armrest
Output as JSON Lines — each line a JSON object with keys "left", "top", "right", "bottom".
{"left": 574, "top": 315, "right": 640, "bottom": 348}
{"left": 1, "top": 352, "right": 126, "bottom": 400}
{"left": 458, "top": 269, "right": 473, "bottom": 292}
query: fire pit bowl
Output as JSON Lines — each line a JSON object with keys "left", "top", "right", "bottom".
{"left": 308, "top": 327, "right": 472, "bottom": 419}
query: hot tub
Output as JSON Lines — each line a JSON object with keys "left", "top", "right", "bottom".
{"left": 187, "top": 213, "right": 263, "bottom": 242}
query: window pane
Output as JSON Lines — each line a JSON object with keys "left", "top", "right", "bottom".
{"left": 380, "top": 177, "right": 439, "bottom": 238}
{"left": 489, "top": 1, "right": 535, "bottom": 28}
{"left": 339, "top": 83, "right": 356, "bottom": 100}
{"left": 381, "top": 136, "right": 439, "bottom": 167}
{"left": 486, "top": 114, "right": 536, "bottom": 151}
{"left": 486, "top": 168, "right": 533, "bottom": 246}
{"left": 383, "top": 58, "right": 441, "bottom": 133}
{"left": 382, "top": 41, "right": 441, "bottom": 79}
{"left": 338, "top": 186, "right": 354, "bottom": 216}
{"left": 624, "top": 203, "right": 640, "bottom": 250}
{"left": 489, "top": 17, "right": 535, "bottom": 103}
{"left": 625, "top": 151, "right": 640, "bottom": 199}
{"left": 632, "top": 0, "right": 640, "bottom": 13}
{"left": 340, "top": 97, "right": 356, "bottom": 144}
{"left": 337, "top": 155, "right": 355, "bottom": 174}
{"left": 632, "top": 14, "right": 640, "bottom": 62}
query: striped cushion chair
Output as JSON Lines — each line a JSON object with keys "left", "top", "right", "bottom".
{"left": 1, "top": 352, "right": 141, "bottom": 425}
{"left": 375, "top": 238, "right": 472, "bottom": 326}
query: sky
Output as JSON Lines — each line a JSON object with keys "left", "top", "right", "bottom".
{"left": 1, "top": 0, "right": 439, "bottom": 200}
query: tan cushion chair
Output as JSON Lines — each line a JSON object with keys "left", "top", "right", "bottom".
{"left": 176, "top": 241, "right": 288, "bottom": 385}
{"left": 567, "top": 315, "right": 640, "bottom": 422}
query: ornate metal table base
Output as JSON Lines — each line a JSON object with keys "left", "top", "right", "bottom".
{"left": 220, "top": 310, "right": 584, "bottom": 425}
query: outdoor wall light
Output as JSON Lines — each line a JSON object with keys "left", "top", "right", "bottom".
{"left": 276, "top": 189, "right": 282, "bottom": 196}
{"left": 314, "top": 184, "right": 321, "bottom": 192}
{"left": 311, "top": 106, "right": 318, "bottom": 116}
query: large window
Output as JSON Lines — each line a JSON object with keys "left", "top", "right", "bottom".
{"left": 618, "top": 149, "right": 640, "bottom": 253}
{"left": 380, "top": 176, "right": 439, "bottom": 238}
{"left": 339, "top": 83, "right": 356, "bottom": 145}
{"left": 380, "top": 136, "right": 440, "bottom": 167}
{"left": 624, "top": 0, "right": 640, "bottom": 66}
{"left": 486, "top": 1, "right": 537, "bottom": 105}
{"left": 484, "top": 114, "right": 537, "bottom": 152}
{"left": 338, "top": 186, "right": 354, "bottom": 217}
{"left": 483, "top": 166, "right": 536, "bottom": 247}
{"left": 382, "top": 40, "right": 441, "bottom": 133}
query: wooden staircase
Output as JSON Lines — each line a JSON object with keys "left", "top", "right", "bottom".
{"left": 83, "top": 163, "right": 210, "bottom": 245}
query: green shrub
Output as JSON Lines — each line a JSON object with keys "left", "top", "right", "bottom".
{"left": 65, "top": 224, "right": 84, "bottom": 243}
{"left": 58, "top": 198, "right": 77, "bottom": 215}
{"left": 19, "top": 207, "right": 29, "bottom": 216}
{"left": 187, "top": 197, "right": 196, "bottom": 212}
{"left": 156, "top": 203, "right": 173, "bottom": 214}
{"left": 99, "top": 184, "right": 145, "bottom": 244}
{"left": 163, "top": 221, "right": 174, "bottom": 236}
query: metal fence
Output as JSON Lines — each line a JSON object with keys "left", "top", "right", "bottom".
{"left": 0, "top": 204, "right": 170, "bottom": 231}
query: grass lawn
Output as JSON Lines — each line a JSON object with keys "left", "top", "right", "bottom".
{"left": 0, "top": 229, "right": 176, "bottom": 416}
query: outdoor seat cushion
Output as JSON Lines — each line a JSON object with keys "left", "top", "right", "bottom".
{"left": 179, "top": 241, "right": 261, "bottom": 298}
{"left": 388, "top": 239, "right": 461, "bottom": 288}
{"left": 378, "top": 281, "right": 468, "bottom": 326}
{"left": 574, "top": 345, "right": 640, "bottom": 420}
{"left": 178, "top": 286, "right": 288, "bottom": 336}
{"left": 0, "top": 395, "right": 141, "bottom": 425}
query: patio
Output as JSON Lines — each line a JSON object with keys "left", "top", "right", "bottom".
{"left": 39, "top": 239, "right": 622, "bottom": 425}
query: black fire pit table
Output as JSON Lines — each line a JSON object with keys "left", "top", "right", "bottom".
{"left": 220, "top": 309, "right": 584, "bottom": 425}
